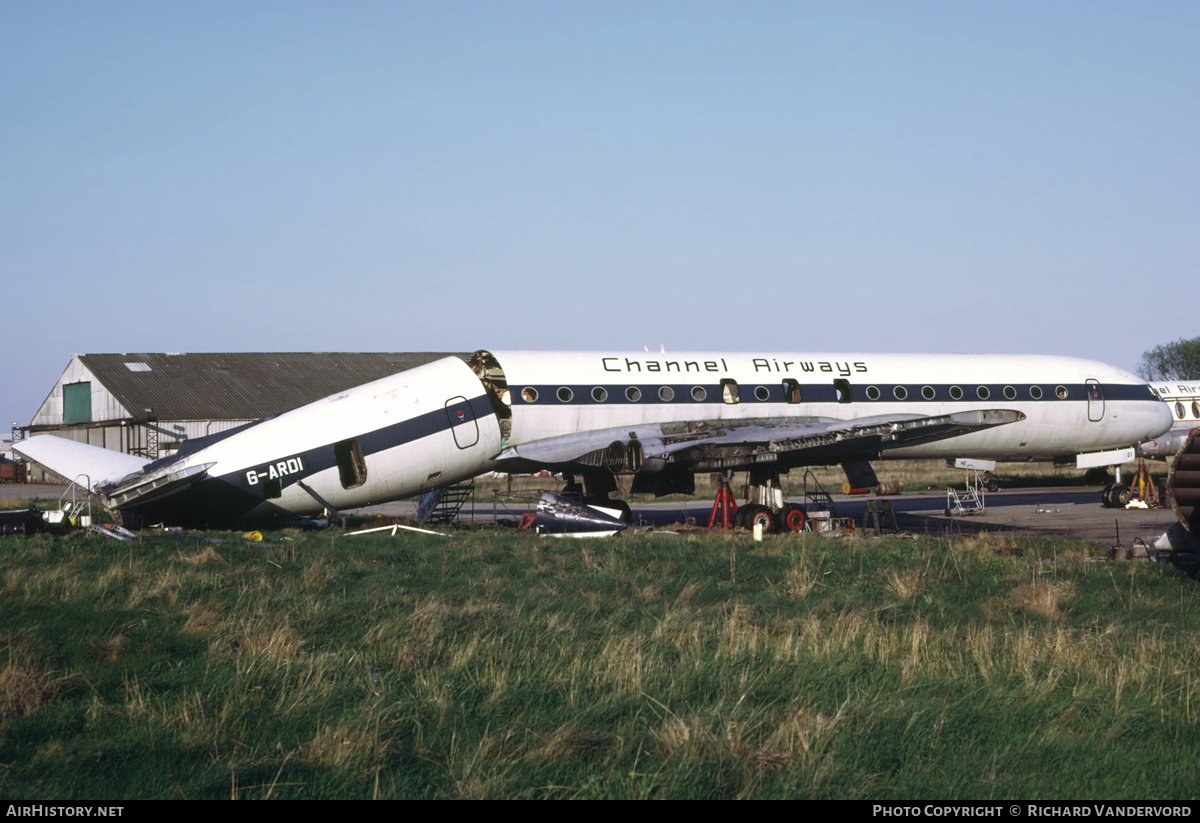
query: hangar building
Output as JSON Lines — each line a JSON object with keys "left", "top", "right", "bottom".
{"left": 17, "top": 352, "right": 464, "bottom": 482}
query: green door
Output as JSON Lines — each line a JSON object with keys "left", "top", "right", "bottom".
{"left": 63, "top": 382, "right": 92, "bottom": 424}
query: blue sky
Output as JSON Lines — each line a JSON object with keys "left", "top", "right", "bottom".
{"left": 2, "top": 1, "right": 1196, "bottom": 429}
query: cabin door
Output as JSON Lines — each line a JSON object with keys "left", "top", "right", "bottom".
{"left": 445, "top": 396, "right": 480, "bottom": 448}
{"left": 1086, "top": 379, "right": 1105, "bottom": 422}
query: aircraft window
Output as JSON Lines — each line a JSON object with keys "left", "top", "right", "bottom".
{"left": 893, "top": 386, "right": 908, "bottom": 400}
{"left": 659, "top": 386, "right": 675, "bottom": 401}
{"left": 522, "top": 388, "right": 538, "bottom": 403}
{"left": 1177, "top": 402, "right": 1186, "bottom": 419}
{"left": 1193, "top": 401, "right": 1200, "bottom": 419}
{"left": 834, "top": 379, "right": 853, "bottom": 404}
{"left": 783, "top": 379, "right": 801, "bottom": 404}
{"left": 949, "top": 386, "right": 963, "bottom": 400}
{"left": 977, "top": 386, "right": 991, "bottom": 400}
{"left": 721, "top": 380, "right": 740, "bottom": 405}
{"left": 335, "top": 438, "right": 368, "bottom": 489}
{"left": 592, "top": 387, "right": 608, "bottom": 402}
{"left": 557, "top": 387, "right": 573, "bottom": 402}
{"left": 1004, "top": 386, "right": 1016, "bottom": 400}
{"left": 691, "top": 386, "right": 707, "bottom": 401}
{"left": 922, "top": 386, "right": 935, "bottom": 400}
{"left": 1056, "top": 386, "right": 1068, "bottom": 399}
{"left": 1030, "top": 386, "right": 1043, "bottom": 400}
{"left": 865, "top": 386, "right": 880, "bottom": 401}
{"left": 626, "top": 387, "right": 642, "bottom": 402}
{"left": 754, "top": 386, "right": 770, "bottom": 401}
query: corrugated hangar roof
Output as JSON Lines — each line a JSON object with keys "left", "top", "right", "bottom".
{"left": 79, "top": 352, "right": 469, "bottom": 420}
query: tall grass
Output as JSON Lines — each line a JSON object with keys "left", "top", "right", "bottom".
{"left": 1, "top": 527, "right": 1198, "bottom": 798}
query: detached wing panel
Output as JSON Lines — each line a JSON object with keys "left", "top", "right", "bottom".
{"left": 14, "top": 435, "right": 152, "bottom": 488}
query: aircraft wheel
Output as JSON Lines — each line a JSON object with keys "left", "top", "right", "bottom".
{"left": 736, "top": 504, "right": 758, "bottom": 529}
{"left": 1100, "top": 483, "right": 1116, "bottom": 508}
{"left": 784, "top": 504, "right": 807, "bottom": 532}
{"left": 1113, "top": 484, "right": 1132, "bottom": 507}
{"left": 984, "top": 478, "right": 1000, "bottom": 493}
{"left": 747, "top": 507, "right": 777, "bottom": 534}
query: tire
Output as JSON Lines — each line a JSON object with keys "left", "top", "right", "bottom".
{"left": 736, "top": 504, "right": 758, "bottom": 530}
{"left": 1113, "top": 484, "right": 1131, "bottom": 507}
{"left": 1100, "top": 483, "right": 1115, "bottom": 508}
{"left": 747, "top": 507, "right": 777, "bottom": 534}
{"left": 784, "top": 504, "right": 807, "bottom": 532}
{"left": 984, "top": 478, "right": 1000, "bottom": 493}
{"left": 729, "top": 506, "right": 748, "bottom": 532}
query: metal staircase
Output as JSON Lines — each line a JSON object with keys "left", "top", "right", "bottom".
{"left": 417, "top": 481, "right": 475, "bottom": 525}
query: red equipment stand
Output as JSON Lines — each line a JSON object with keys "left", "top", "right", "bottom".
{"left": 708, "top": 482, "right": 739, "bottom": 530}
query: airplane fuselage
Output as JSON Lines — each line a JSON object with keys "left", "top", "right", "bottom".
{"left": 492, "top": 351, "right": 1169, "bottom": 463}
{"left": 16, "top": 349, "right": 1172, "bottom": 528}
{"left": 1140, "top": 381, "right": 1200, "bottom": 458}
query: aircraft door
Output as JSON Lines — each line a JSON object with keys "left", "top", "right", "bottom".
{"left": 445, "top": 396, "right": 480, "bottom": 448}
{"left": 1086, "top": 379, "right": 1105, "bottom": 422}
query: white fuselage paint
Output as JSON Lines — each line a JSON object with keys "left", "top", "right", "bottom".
{"left": 147, "top": 357, "right": 503, "bottom": 522}
{"left": 1141, "top": 382, "right": 1200, "bottom": 458}
{"left": 489, "top": 351, "right": 1171, "bottom": 462}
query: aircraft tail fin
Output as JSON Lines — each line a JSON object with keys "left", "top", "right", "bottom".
{"left": 13, "top": 435, "right": 152, "bottom": 489}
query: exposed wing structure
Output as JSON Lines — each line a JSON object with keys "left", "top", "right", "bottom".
{"left": 104, "top": 461, "right": 217, "bottom": 508}
{"left": 499, "top": 409, "right": 1026, "bottom": 474}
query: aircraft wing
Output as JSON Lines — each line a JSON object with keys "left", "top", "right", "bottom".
{"left": 499, "top": 409, "right": 1026, "bottom": 473}
{"left": 14, "top": 435, "right": 152, "bottom": 489}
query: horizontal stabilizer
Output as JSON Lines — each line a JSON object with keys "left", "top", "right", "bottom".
{"left": 13, "top": 435, "right": 151, "bottom": 489}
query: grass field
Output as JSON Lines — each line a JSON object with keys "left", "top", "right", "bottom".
{"left": 2, "top": 523, "right": 1198, "bottom": 800}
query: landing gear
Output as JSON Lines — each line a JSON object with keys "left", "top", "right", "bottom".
{"left": 1101, "top": 483, "right": 1132, "bottom": 508}
{"left": 783, "top": 504, "right": 807, "bottom": 532}
{"left": 740, "top": 504, "right": 777, "bottom": 533}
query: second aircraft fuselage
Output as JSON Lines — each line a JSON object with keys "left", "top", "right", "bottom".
{"left": 493, "top": 350, "right": 1170, "bottom": 462}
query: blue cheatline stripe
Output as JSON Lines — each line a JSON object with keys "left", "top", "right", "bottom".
{"left": 210, "top": 393, "right": 496, "bottom": 492}
{"left": 515, "top": 382, "right": 1157, "bottom": 405}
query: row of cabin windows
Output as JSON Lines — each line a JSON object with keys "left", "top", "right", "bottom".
{"left": 1176, "top": 401, "right": 1200, "bottom": 420}
{"left": 519, "top": 380, "right": 1069, "bottom": 405}
{"left": 864, "top": 385, "right": 1067, "bottom": 401}
{"left": 523, "top": 378, "right": 767, "bottom": 405}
